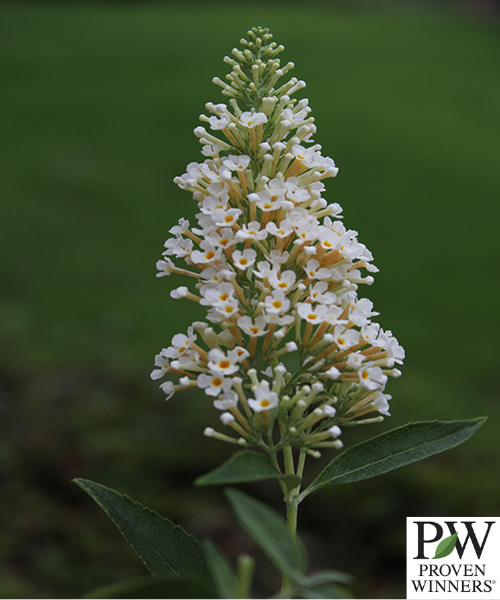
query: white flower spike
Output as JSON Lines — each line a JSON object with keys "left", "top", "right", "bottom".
{"left": 152, "top": 26, "right": 404, "bottom": 454}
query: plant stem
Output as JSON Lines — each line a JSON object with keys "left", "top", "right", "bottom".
{"left": 283, "top": 444, "right": 298, "bottom": 539}
{"left": 236, "top": 554, "right": 255, "bottom": 599}
{"left": 286, "top": 495, "right": 298, "bottom": 538}
{"left": 281, "top": 432, "right": 300, "bottom": 598}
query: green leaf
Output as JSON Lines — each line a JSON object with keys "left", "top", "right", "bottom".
{"left": 298, "top": 570, "right": 353, "bottom": 587}
{"left": 74, "top": 479, "right": 213, "bottom": 590}
{"left": 83, "top": 576, "right": 215, "bottom": 599}
{"left": 298, "top": 584, "right": 354, "bottom": 599}
{"left": 303, "top": 418, "right": 486, "bottom": 497}
{"left": 224, "top": 488, "right": 307, "bottom": 577}
{"left": 295, "top": 570, "right": 354, "bottom": 599}
{"left": 195, "top": 450, "right": 301, "bottom": 487}
{"left": 433, "top": 532, "right": 458, "bottom": 559}
{"left": 202, "top": 540, "right": 237, "bottom": 599}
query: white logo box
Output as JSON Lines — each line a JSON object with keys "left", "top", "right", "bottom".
{"left": 407, "top": 517, "right": 499, "bottom": 599}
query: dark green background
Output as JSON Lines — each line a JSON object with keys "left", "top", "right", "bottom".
{"left": 1, "top": 2, "right": 499, "bottom": 598}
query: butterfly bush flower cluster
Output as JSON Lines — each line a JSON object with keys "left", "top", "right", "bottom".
{"left": 152, "top": 27, "right": 404, "bottom": 458}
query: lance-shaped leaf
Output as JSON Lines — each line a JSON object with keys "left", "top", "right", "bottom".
{"left": 298, "top": 570, "right": 354, "bottom": 587}
{"left": 303, "top": 418, "right": 486, "bottom": 497}
{"left": 224, "top": 488, "right": 307, "bottom": 578}
{"left": 195, "top": 450, "right": 301, "bottom": 487}
{"left": 299, "top": 584, "right": 354, "bottom": 599}
{"left": 294, "top": 569, "right": 354, "bottom": 599}
{"left": 84, "top": 576, "right": 215, "bottom": 599}
{"left": 203, "top": 540, "right": 237, "bottom": 599}
{"left": 433, "top": 533, "right": 458, "bottom": 559}
{"left": 74, "top": 478, "right": 213, "bottom": 590}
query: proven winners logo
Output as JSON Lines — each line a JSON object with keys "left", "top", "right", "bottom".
{"left": 407, "top": 517, "right": 499, "bottom": 599}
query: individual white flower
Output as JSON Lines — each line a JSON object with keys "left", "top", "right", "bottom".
{"left": 229, "top": 347, "right": 250, "bottom": 362}
{"left": 222, "top": 154, "right": 251, "bottom": 171}
{"left": 374, "top": 392, "right": 391, "bottom": 416}
{"left": 201, "top": 163, "right": 232, "bottom": 184}
{"left": 207, "top": 348, "right": 240, "bottom": 375}
{"left": 199, "top": 196, "right": 228, "bottom": 216}
{"left": 235, "top": 221, "right": 268, "bottom": 242}
{"left": 253, "top": 261, "right": 277, "bottom": 279}
{"left": 265, "top": 312, "right": 295, "bottom": 327}
{"left": 200, "top": 282, "right": 235, "bottom": 307}
{"left": 206, "top": 227, "right": 237, "bottom": 249}
{"left": 160, "top": 381, "right": 176, "bottom": 400}
{"left": 266, "top": 220, "right": 294, "bottom": 239}
{"left": 156, "top": 258, "right": 174, "bottom": 277}
{"left": 330, "top": 325, "right": 360, "bottom": 350}
{"left": 264, "top": 291, "right": 291, "bottom": 315}
{"left": 307, "top": 281, "right": 330, "bottom": 301}
{"left": 284, "top": 178, "right": 310, "bottom": 204}
{"left": 201, "top": 143, "right": 222, "bottom": 157}
{"left": 211, "top": 207, "right": 242, "bottom": 227}
{"left": 177, "top": 349, "right": 201, "bottom": 368}
{"left": 165, "top": 330, "right": 196, "bottom": 359}
{"left": 324, "top": 305, "right": 346, "bottom": 327}
{"left": 237, "top": 315, "right": 268, "bottom": 337}
{"left": 358, "top": 363, "right": 388, "bottom": 391}
{"left": 360, "top": 323, "right": 381, "bottom": 346}
{"left": 317, "top": 227, "right": 340, "bottom": 251}
{"left": 268, "top": 250, "right": 290, "bottom": 264}
{"left": 208, "top": 114, "right": 231, "bottom": 130}
{"left": 214, "top": 297, "right": 240, "bottom": 319}
{"left": 293, "top": 220, "right": 319, "bottom": 245}
{"left": 303, "top": 259, "right": 331, "bottom": 280}
{"left": 213, "top": 390, "right": 239, "bottom": 410}
{"left": 248, "top": 381, "right": 279, "bottom": 412}
{"left": 190, "top": 244, "right": 223, "bottom": 266}
{"left": 268, "top": 269, "right": 296, "bottom": 291}
{"left": 163, "top": 237, "right": 194, "bottom": 258}
{"left": 297, "top": 303, "right": 328, "bottom": 324}
{"left": 349, "top": 298, "right": 378, "bottom": 326}
{"left": 232, "top": 249, "right": 257, "bottom": 271}
{"left": 200, "top": 266, "right": 230, "bottom": 284}
{"left": 280, "top": 107, "right": 307, "bottom": 128}
{"left": 380, "top": 331, "right": 405, "bottom": 365}
{"left": 197, "top": 373, "right": 233, "bottom": 397}
{"left": 239, "top": 111, "right": 268, "bottom": 128}
{"left": 346, "top": 352, "right": 365, "bottom": 369}
{"left": 248, "top": 189, "right": 285, "bottom": 212}
{"left": 150, "top": 349, "right": 170, "bottom": 380}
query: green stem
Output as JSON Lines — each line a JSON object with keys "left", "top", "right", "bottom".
{"left": 286, "top": 496, "right": 298, "bottom": 538}
{"left": 287, "top": 451, "right": 306, "bottom": 537}
{"left": 269, "top": 449, "right": 287, "bottom": 497}
{"left": 280, "top": 428, "right": 300, "bottom": 598}
{"left": 296, "top": 449, "right": 307, "bottom": 480}
{"left": 236, "top": 554, "right": 255, "bottom": 599}
{"left": 283, "top": 443, "right": 298, "bottom": 539}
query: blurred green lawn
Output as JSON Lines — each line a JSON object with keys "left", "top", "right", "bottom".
{"left": 1, "top": 3, "right": 499, "bottom": 598}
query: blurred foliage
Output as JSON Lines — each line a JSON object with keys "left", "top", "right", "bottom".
{"left": 1, "top": 2, "right": 499, "bottom": 598}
